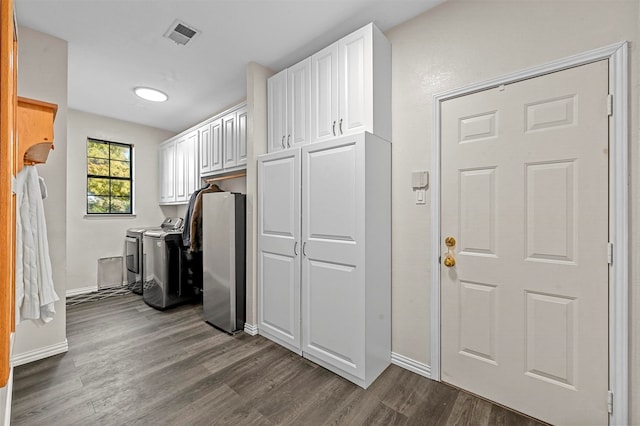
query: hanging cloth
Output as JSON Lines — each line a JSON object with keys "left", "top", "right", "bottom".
{"left": 14, "top": 166, "right": 59, "bottom": 325}
{"left": 190, "top": 184, "right": 224, "bottom": 252}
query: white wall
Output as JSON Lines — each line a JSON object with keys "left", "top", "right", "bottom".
{"left": 13, "top": 27, "right": 68, "bottom": 357}
{"left": 66, "top": 109, "right": 176, "bottom": 293}
{"left": 245, "top": 62, "right": 273, "bottom": 328}
{"left": 385, "top": 0, "right": 639, "bottom": 421}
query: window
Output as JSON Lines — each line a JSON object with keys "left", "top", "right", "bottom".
{"left": 86, "top": 138, "right": 133, "bottom": 214}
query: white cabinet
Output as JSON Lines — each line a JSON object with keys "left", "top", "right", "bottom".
{"left": 257, "top": 132, "right": 391, "bottom": 388}
{"left": 220, "top": 105, "right": 247, "bottom": 170}
{"left": 267, "top": 58, "right": 311, "bottom": 153}
{"left": 199, "top": 119, "right": 223, "bottom": 175}
{"left": 158, "top": 130, "right": 199, "bottom": 205}
{"left": 311, "top": 23, "right": 390, "bottom": 143}
{"left": 158, "top": 139, "right": 176, "bottom": 204}
{"left": 237, "top": 107, "right": 247, "bottom": 166}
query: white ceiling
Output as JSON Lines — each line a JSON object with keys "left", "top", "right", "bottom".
{"left": 15, "top": 0, "right": 444, "bottom": 133}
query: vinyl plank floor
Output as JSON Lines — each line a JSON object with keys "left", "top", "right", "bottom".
{"left": 11, "top": 293, "right": 548, "bottom": 425}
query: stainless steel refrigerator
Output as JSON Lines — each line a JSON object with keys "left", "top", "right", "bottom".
{"left": 202, "top": 191, "right": 246, "bottom": 333}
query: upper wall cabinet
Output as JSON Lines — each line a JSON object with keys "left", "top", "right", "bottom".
{"left": 159, "top": 102, "right": 246, "bottom": 205}
{"left": 267, "top": 22, "right": 390, "bottom": 153}
{"left": 311, "top": 23, "right": 391, "bottom": 143}
{"left": 268, "top": 57, "right": 311, "bottom": 153}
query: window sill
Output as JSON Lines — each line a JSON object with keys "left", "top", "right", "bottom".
{"left": 84, "top": 214, "right": 136, "bottom": 219}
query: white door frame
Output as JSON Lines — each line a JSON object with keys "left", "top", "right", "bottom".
{"left": 430, "top": 42, "right": 629, "bottom": 425}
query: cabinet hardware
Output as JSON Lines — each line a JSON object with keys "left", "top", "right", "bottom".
{"left": 287, "top": 134, "right": 291, "bottom": 148}
{"left": 281, "top": 136, "right": 285, "bottom": 149}
{"left": 339, "top": 118, "right": 343, "bottom": 134}
{"left": 302, "top": 241, "right": 307, "bottom": 256}
{"left": 294, "top": 241, "right": 298, "bottom": 256}
{"left": 332, "top": 121, "right": 336, "bottom": 136}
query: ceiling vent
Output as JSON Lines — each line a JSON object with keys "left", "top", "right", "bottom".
{"left": 164, "top": 19, "right": 200, "bottom": 46}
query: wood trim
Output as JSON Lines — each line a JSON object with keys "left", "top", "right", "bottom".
{"left": 431, "top": 42, "right": 629, "bottom": 424}
{"left": 203, "top": 170, "right": 247, "bottom": 183}
{"left": 0, "top": 0, "right": 15, "bottom": 388}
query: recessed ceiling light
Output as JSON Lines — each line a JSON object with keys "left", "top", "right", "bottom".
{"left": 134, "top": 87, "right": 168, "bottom": 102}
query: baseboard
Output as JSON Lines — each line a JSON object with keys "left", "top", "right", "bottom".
{"left": 66, "top": 286, "right": 98, "bottom": 297}
{"left": 11, "top": 339, "right": 69, "bottom": 367}
{"left": 243, "top": 323, "right": 258, "bottom": 336}
{"left": 391, "top": 352, "right": 431, "bottom": 379}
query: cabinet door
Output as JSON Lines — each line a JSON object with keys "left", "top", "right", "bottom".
{"left": 257, "top": 149, "right": 302, "bottom": 354}
{"left": 185, "top": 131, "right": 199, "bottom": 198}
{"left": 338, "top": 25, "right": 372, "bottom": 137}
{"left": 287, "top": 58, "right": 311, "bottom": 148}
{"left": 310, "top": 43, "right": 339, "bottom": 143}
{"left": 301, "top": 138, "right": 365, "bottom": 379}
{"left": 237, "top": 107, "right": 247, "bottom": 166}
{"left": 268, "top": 69, "right": 287, "bottom": 152}
{"left": 199, "top": 123, "right": 212, "bottom": 174}
{"left": 175, "top": 135, "right": 188, "bottom": 202}
{"left": 211, "top": 118, "right": 223, "bottom": 172}
{"left": 158, "top": 139, "right": 176, "bottom": 204}
{"left": 222, "top": 112, "right": 237, "bottom": 169}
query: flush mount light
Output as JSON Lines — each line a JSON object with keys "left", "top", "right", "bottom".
{"left": 134, "top": 87, "right": 168, "bottom": 102}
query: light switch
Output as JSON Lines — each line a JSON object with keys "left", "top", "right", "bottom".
{"left": 416, "top": 189, "right": 426, "bottom": 205}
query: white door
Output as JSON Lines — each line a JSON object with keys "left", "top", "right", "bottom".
{"left": 440, "top": 60, "right": 609, "bottom": 425}
{"left": 268, "top": 69, "right": 287, "bottom": 152}
{"left": 257, "top": 149, "right": 302, "bottom": 354}
{"left": 338, "top": 25, "right": 371, "bottom": 137}
{"left": 185, "top": 131, "right": 199, "bottom": 198}
{"left": 199, "top": 123, "right": 212, "bottom": 174}
{"left": 174, "top": 136, "right": 188, "bottom": 202}
{"left": 211, "top": 119, "right": 223, "bottom": 172}
{"left": 222, "top": 111, "right": 237, "bottom": 169}
{"left": 310, "top": 43, "right": 339, "bottom": 143}
{"left": 237, "top": 107, "right": 247, "bottom": 166}
{"left": 301, "top": 138, "right": 365, "bottom": 380}
{"left": 287, "top": 57, "right": 311, "bottom": 148}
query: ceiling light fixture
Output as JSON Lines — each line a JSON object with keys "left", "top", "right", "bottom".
{"left": 134, "top": 87, "right": 168, "bottom": 102}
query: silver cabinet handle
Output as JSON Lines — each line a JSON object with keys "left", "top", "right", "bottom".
{"left": 339, "top": 118, "right": 343, "bottom": 134}
{"left": 294, "top": 241, "right": 298, "bottom": 256}
{"left": 281, "top": 136, "right": 285, "bottom": 148}
{"left": 302, "top": 241, "right": 307, "bottom": 256}
{"left": 287, "top": 134, "right": 291, "bottom": 148}
{"left": 332, "top": 121, "right": 336, "bottom": 136}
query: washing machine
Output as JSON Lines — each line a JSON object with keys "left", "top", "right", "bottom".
{"left": 125, "top": 217, "right": 182, "bottom": 294}
{"left": 142, "top": 227, "right": 192, "bottom": 310}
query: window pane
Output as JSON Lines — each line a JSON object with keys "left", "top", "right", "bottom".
{"left": 88, "top": 178, "right": 111, "bottom": 196}
{"left": 87, "top": 196, "right": 110, "bottom": 213}
{"left": 111, "top": 180, "right": 130, "bottom": 197}
{"left": 110, "top": 160, "right": 130, "bottom": 178}
{"left": 110, "top": 197, "right": 131, "bottom": 214}
{"left": 87, "top": 140, "right": 109, "bottom": 159}
{"left": 88, "top": 158, "right": 109, "bottom": 176}
{"left": 110, "top": 144, "right": 130, "bottom": 161}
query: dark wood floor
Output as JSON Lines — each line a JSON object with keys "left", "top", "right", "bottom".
{"left": 11, "top": 294, "right": 546, "bottom": 425}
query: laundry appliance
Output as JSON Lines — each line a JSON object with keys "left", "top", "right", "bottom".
{"left": 125, "top": 217, "right": 182, "bottom": 294}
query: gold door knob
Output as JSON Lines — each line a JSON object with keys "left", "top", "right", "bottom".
{"left": 443, "top": 236, "right": 456, "bottom": 267}
{"left": 443, "top": 255, "right": 456, "bottom": 267}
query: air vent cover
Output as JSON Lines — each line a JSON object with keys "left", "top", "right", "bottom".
{"left": 164, "top": 19, "right": 200, "bottom": 46}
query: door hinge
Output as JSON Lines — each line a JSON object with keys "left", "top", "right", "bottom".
{"left": 608, "top": 390, "right": 613, "bottom": 414}
{"left": 607, "top": 242, "right": 613, "bottom": 264}
{"left": 607, "top": 94, "right": 613, "bottom": 116}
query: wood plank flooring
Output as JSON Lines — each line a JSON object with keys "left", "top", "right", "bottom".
{"left": 11, "top": 294, "right": 547, "bottom": 425}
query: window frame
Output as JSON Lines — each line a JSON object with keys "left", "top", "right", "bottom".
{"left": 86, "top": 137, "right": 134, "bottom": 215}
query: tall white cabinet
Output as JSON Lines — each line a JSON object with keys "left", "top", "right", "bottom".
{"left": 257, "top": 132, "right": 390, "bottom": 388}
